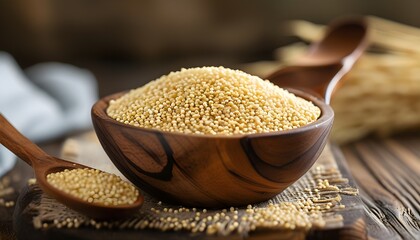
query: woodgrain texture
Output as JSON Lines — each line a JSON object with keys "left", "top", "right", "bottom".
{"left": 92, "top": 90, "right": 333, "bottom": 208}
{"left": 341, "top": 134, "right": 420, "bottom": 240}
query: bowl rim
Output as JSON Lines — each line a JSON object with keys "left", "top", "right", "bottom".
{"left": 92, "top": 88, "right": 334, "bottom": 139}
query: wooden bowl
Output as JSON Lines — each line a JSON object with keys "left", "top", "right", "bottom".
{"left": 91, "top": 89, "right": 334, "bottom": 208}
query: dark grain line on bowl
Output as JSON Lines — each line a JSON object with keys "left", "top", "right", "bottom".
{"left": 92, "top": 117, "right": 181, "bottom": 202}
{"left": 160, "top": 136, "right": 228, "bottom": 206}
{"left": 121, "top": 132, "right": 174, "bottom": 181}
{"left": 226, "top": 169, "right": 281, "bottom": 194}
{"left": 169, "top": 162, "right": 227, "bottom": 207}
{"left": 215, "top": 148, "right": 281, "bottom": 192}
{"left": 241, "top": 125, "right": 331, "bottom": 183}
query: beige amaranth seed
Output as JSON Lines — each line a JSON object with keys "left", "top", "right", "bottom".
{"left": 46, "top": 168, "right": 139, "bottom": 206}
{"left": 107, "top": 66, "right": 321, "bottom": 135}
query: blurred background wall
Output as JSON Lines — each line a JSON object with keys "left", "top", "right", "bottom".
{"left": 1, "top": 0, "right": 420, "bottom": 143}
{"left": 1, "top": 0, "right": 419, "bottom": 67}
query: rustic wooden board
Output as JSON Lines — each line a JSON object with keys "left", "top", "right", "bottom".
{"left": 341, "top": 134, "right": 420, "bottom": 240}
{"left": 12, "top": 134, "right": 367, "bottom": 240}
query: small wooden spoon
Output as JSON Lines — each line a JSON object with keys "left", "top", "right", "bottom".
{"left": 0, "top": 114, "right": 144, "bottom": 219}
{"left": 267, "top": 17, "right": 368, "bottom": 103}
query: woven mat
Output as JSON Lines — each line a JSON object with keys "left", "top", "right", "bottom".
{"left": 28, "top": 132, "right": 358, "bottom": 237}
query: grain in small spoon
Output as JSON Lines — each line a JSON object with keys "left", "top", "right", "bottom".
{"left": 0, "top": 114, "right": 143, "bottom": 219}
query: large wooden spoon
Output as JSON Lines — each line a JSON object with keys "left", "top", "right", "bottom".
{"left": 267, "top": 17, "right": 368, "bottom": 103}
{"left": 0, "top": 114, "right": 143, "bottom": 219}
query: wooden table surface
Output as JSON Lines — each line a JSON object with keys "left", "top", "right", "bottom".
{"left": 1, "top": 133, "right": 419, "bottom": 239}
{"left": 341, "top": 134, "right": 420, "bottom": 239}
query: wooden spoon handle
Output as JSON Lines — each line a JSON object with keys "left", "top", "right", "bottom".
{"left": 266, "top": 63, "right": 343, "bottom": 104}
{"left": 0, "top": 114, "right": 47, "bottom": 166}
{"left": 266, "top": 18, "right": 368, "bottom": 104}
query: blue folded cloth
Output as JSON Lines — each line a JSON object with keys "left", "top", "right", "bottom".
{"left": 0, "top": 52, "right": 98, "bottom": 176}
